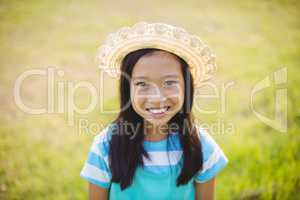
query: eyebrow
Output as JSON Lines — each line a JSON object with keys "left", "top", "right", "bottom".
{"left": 132, "top": 75, "right": 179, "bottom": 80}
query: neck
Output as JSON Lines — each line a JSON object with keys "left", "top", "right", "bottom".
{"left": 144, "top": 120, "right": 169, "bottom": 141}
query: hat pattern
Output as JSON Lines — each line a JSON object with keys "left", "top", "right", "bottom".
{"left": 97, "top": 22, "right": 217, "bottom": 86}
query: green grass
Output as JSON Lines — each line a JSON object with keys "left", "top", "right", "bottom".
{"left": 0, "top": 0, "right": 300, "bottom": 199}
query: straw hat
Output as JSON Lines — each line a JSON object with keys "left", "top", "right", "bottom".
{"left": 97, "top": 22, "right": 217, "bottom": 86}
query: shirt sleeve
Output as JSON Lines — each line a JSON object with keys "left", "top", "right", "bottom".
{"left": 194, "top": 127, "right": 229, "bottom": 183}
{"left": 80, "top": 126, "right": 113, "bottom": 189}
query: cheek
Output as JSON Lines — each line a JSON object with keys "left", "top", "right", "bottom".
{"left": 168, "top": 94, "right": 184, "bottom": 111}
{"left": 132, "top": 96, "right": 145, "bottom": 108}
{"left": 130, "top": 87, "right": 146, "bottom": 111}
{"left": 166, "top": 86, "right": 185, "bottom": 106}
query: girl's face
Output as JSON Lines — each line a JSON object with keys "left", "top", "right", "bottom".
{"left": 130, "top": 50, "right": 185, "bottom": 127}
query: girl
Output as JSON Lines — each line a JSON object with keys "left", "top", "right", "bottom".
{"left": 80, "top": 22, "right": 228, "bottom": 200}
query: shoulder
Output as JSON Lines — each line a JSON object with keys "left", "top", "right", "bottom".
{"left": 80, "top": 123, "right": 117, "bottom": 189}
{"left": 194, "top": 125, "right": 229, "bottom": 183}
{"left": 195, "top": 126, "right": 220, "bottom": 161}
{"left": 94, "top": 123, "right": 117, "bottom": 143}
{"left": 90, "top": 123, "right": 117, "bottom": 157}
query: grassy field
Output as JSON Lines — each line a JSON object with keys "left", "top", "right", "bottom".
{"left": 0, "top": 0, "right": 300, "bottom": 199}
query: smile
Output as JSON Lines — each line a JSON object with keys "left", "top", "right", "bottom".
{"left": 146, "top": 106, "right": 170, "bottom": 114}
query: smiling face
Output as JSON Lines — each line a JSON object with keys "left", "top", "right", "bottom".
{"left": 130, "top": 50, "right": 185, "bottom": 127}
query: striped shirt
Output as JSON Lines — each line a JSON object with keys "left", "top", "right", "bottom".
{"left": 80, "top": 123, "right": 228, "bottom": 199}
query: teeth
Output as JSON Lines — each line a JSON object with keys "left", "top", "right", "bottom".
{"left": 148, "top": 107, "right": 168, "bottom": 114}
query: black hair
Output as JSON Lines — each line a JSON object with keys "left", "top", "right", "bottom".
{"left": 109, "top": 48, "right": 203, "bottom": 190}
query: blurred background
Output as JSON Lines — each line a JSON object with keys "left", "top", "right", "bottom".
{"left": 0, "top": 0, "right": 299, "bottom": 199}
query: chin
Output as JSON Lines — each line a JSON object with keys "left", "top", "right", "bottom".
{"left": 144, "top": 116, "right": 172, "bottom": 126}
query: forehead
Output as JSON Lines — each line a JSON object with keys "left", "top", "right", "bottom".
{"left": 132, "top": 50, "right": 182, "bottom": 78}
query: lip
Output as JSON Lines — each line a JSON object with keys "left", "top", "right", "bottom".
{"left": 145, "top": 106, "right": 170, "bottom": 119}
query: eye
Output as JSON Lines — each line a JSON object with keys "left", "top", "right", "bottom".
{"left": 164, "top": 80, "right": 178, "bottom": 86}
{"left": 135, "top": 81, "right": 147, "bottom": 87}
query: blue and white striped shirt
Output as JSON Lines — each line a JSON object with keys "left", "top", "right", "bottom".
{"left": 80, "top": 123, "right": 228, "bottom": 199}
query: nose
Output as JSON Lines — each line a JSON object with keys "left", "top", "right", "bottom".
{"left": 148, "top": 86, "right": 167, "bottom": 104}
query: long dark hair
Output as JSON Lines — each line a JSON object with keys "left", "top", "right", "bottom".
{"left": 109, "top": 48, "right": 203, "bottom": 190}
